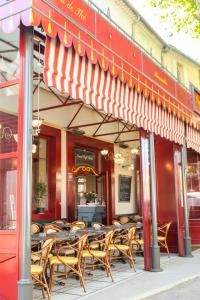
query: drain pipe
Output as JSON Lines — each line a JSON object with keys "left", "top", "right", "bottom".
{"left": 181, "top": 136, "right": 192, "bottom": 257}
{"left": 149, "top": 132, "right": 162, "bottom": 272}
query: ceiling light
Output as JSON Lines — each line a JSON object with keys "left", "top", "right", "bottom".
{"left": 131, "top": 148, "right": 139, "bottom": 155}
{"left": 101, "top": 149, "right": 109, "bottom": 156}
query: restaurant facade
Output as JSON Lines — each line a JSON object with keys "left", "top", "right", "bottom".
{"left": 0, "top": 1, "right": 200, "bottom": 299}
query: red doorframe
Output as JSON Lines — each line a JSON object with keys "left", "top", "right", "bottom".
{"left": 140, "top": 130, "right": 151, "bottom": 271}
{"left": 32, "top": 125, "right": 61, "bottom": 221}
{"left": 173, "top": 144, "right": 185, "bottom": 256}
{"left": 66, "top": 132, "right": 115, "bottom": 223}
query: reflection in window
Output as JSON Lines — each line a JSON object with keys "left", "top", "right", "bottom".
{"left": 0, "top": 28, "right": 19, "bottom": 82}
{"left": 187, "top": 162, "right": 200, "bottom": 220}
{"left": 0, "top": 158, "right": 17, "bottom": 230}
{"left": 33, "top": 137, "right": 48, "bottom": 211}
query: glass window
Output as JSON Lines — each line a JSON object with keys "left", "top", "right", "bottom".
{"left": 33, "top": 137, "right": 48, "bottom": 211}
{"left": 0, "top": 158, "right": 17, "bottom": 230}
{"left": 177, "top": 62, "right": 184, "bottom": 83}
{"left": 0, "top": 28, "right": 19, "bottom": 82}
{"left": 187, "top": 162, "right": 200, "bottom": 220}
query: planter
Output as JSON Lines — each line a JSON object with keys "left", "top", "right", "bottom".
{"left": 36, "top": 207, "right": 45, "bottom": 214}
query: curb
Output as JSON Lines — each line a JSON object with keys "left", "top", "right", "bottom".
{"left": 131, "top": 274, "right": 200, "bottom": 300}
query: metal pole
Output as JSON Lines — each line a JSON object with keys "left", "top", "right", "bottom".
{"left": 181, "top": 138, "right": 193, "bottom": 257}
{"left": 18, "top": 26, "right": 33, "bottom": 300}
{"left": 149, "top": 132, "right": 162, "bottom": 272}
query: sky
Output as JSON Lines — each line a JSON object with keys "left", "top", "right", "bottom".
{"left": 131, "top": 0, "right": 200, "bottom": 63}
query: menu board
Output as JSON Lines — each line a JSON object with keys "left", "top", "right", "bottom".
{"left": 118, "top": 175, "right": 132, "bottom": 202}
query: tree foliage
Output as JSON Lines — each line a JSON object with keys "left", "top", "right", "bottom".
{"left": 149, "top": 0, "right": 200, "bottom": 38}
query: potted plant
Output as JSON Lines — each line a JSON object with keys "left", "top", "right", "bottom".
{"left": 84, "top": 191, "right": 97, "bottom": 204}
{"left": 34, "top": 181, "right": 47, "bottom": 214}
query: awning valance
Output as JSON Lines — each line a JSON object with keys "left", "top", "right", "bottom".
{"left": 44, "top": 36, "right": 185, "bottom": 145}
{"left": 186, "top": 125, "right": 200, "bottom": 153}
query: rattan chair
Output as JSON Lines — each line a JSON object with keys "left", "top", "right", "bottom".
{"left": 31, "top": 223, "right": 41, "bottom": 235}
{"left": 108, "top": 226, "right": 136, "bottom": 270}
{"left": 49, "top": 234, "right": 88, "bottom": 292}
{"left": 119, "top": 216, "right": 130, "bottom": 224}
{"left": 31, "top": 238, "right": 54, "bottom": 300}
{"left": 43, "top": 223, "right": 63, "bottom": 234}
{"left": 81, "top": 230, "right": 114, "bottom": 282}
{"left": 112, "top": 220, "right": 121, "bottom": 226}
{"left": 71, "top": 220, "right": 86, "bottom": 229}
{"left": 158, "top": 221, "right": 172, "bottom": 257}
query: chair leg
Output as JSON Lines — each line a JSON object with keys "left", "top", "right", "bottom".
{"left": 49, "top": 265, "right": 54, "bottom": 292}
{"left": 105, "top": 257, "right": 114, "bottom": 282}
{"left": 43, "top": 273, "right": 51, "bottom": 300}
{"left": 78, "top": 265, "right": 86, "bottom": 293}
{"left": 165, "top": 242, "right": 170, "bottom": 258}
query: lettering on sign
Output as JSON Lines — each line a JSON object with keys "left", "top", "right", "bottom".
{"left": 75, "top": 148, "right": 95, "bottom": 168}
{"left": 154, "top": 71, "right": 168, "bottom": 86}
{"left": 59, "top": 0, "right": 87, "bottom": 21}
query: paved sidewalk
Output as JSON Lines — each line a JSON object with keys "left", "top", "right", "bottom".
{"left": 81, "top": 250, "right": 200, "bottom": 300}
{"left": 33, "top": 249, "right": 200, "bottom": 300}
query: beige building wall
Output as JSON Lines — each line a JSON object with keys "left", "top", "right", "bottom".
{"left": 88, "top": 0, "right": 200, "bottom": 90}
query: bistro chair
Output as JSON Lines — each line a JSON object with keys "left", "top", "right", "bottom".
{"left": 119, "top": 216, "right": 130, "bottom": 224}
{"left": 43, "top": 223, "right": 63, "bottom": 234}
{"left": 108, "top": 226, "right": 136, "bottom": 270}
{"left": 158, "top": 221, "right": 172, "bottom": 257}
{"left": 49, "top": 234, "right": 88, "bottom": 292}
{"left": 31, "top": 238, "right": 54, "bottom": 300}
{"left": 81, "top": 230, "right": 114, "bottom": 282}
{"left": 92, "top": 222, "right": 105, "bottom": 229}
{"left": 31, "top": 223, "right": 41, "bottom": 235}
{"left": 112, "top": 220, "right": 121, "bottom": 226}
{"left": 71, "top": 220, "right": 86, "bottom": 229}
{"left": 52, "top": 219, "right": 66, "bottom": 225}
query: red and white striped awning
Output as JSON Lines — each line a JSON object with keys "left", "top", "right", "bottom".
{"left": 43, "top": 37, "right": 185, "bottom": 145}
{"left": 186, "top": 124, "right": 200, "bottom": 153}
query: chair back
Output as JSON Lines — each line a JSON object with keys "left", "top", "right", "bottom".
{"left": 92, "top": 222, "right": 104, "bottom": 229}
{"left": 104, "top": 230, "right": 115, "bottom": 251}
{"left": 112, "top": 220, "right": 121, "bottom": 226}
{"left": 119, "top": 216, "right": 130, "bottom": 224}
{"left": 128, "top": 226, "right": 136, "bottom": 243}
{"left": 58, "top": 234, "right": 88, "bottom": 261}
{"left": 52, "top": 219, "right": 66, "bottom": 225}
{"left": 43, "top": 224, "right": 62, "bottom": 234}
{"left": 32, "top": 238, "right": 54, "bottom": 269}
{"left": 31, "top": 223, "right": 41, "bottom": 235}
{"left": 72, "top": 220, "right": 86, "bottom": 229}
{"left": 158, "top": 221, "right": 172, "bottom": 239}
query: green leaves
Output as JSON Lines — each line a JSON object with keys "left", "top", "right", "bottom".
{"left": 149, "top": 0, "right": 200, "bottom": 38}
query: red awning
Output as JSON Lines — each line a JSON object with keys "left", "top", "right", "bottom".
{"left": 43, "top": 37, "right": 185, "bottom": 145}
{"left": 186, "top": 125, "right": 200, "bottom": 153}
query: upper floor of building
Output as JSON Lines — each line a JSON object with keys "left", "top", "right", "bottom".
{"left": 86, "top": 0, "right": 200, "bottom": 91}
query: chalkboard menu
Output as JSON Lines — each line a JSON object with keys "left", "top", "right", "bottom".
{"left": 118, "top": 175, "right": 132, "bottom": 202}
{"left": 74, "top": 148, "right": 95, "bottom": 167}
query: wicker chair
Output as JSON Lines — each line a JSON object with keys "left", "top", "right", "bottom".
{"left": 43, "top": 224, "right": 63, "bottom": 234}
{"left": 158, "top": 221, "right": 172, "bottom": 257}
{"left": 49, "top": 234, "right": 88, "bottom": 292}
{"left": 71, "top": 220, "right": 86, "bottom": 229}
{"left": 81, "top": 230, "right": 114, "bottom": 282}
{"left": 108, "top": 226, "right": 136, "bottom": 270}
{"left": 31, "top": 238, "right": 54, "bottom": 300}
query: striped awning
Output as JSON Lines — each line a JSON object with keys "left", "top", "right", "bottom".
{"left": 186, "top": 124, "right": 200, "bottom": 153}
{"left": 43, "top": 37, "right": 185, "bottom": 145}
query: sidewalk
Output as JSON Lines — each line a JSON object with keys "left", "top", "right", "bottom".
{"left": 82, "top": 250, "right": 200, "bottom": 300}
{"left": 33, "top": 249, "right": 200, "bottom": 300}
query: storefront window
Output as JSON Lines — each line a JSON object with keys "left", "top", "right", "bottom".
{"left": 187, "top": 162, "right": 200, "bottom": 220}
{"left": 0, "top": 28, "right": 19, "bottom": 82}
{"left": 33, "top": 137, "right": 49, "bottom": 211}
{"left": 0, "top": 158, "right": 17, "bottom": 230}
